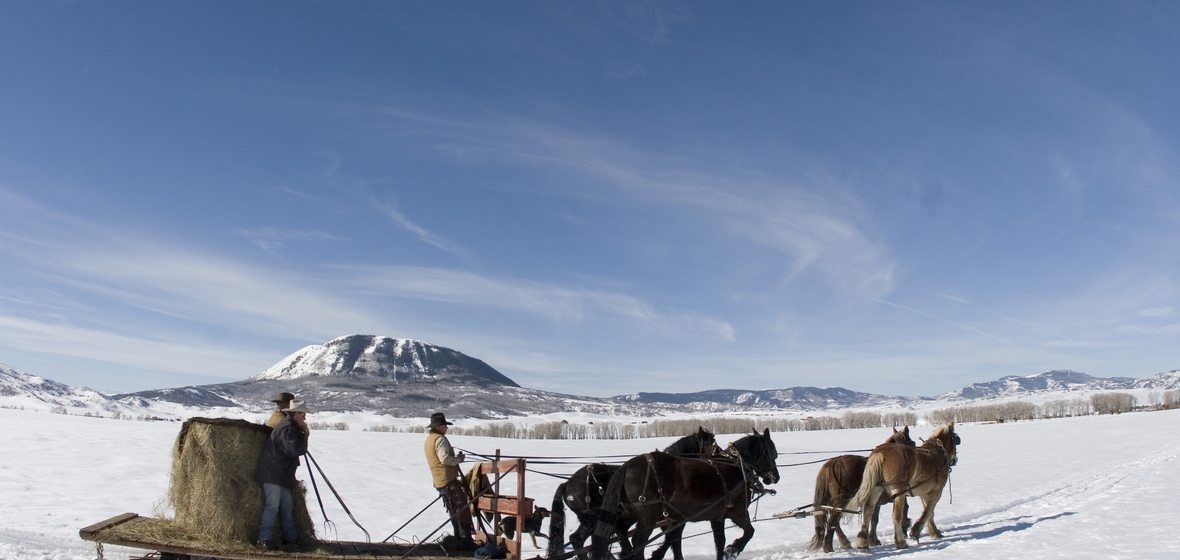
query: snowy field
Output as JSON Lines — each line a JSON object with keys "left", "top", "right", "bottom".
{"left": 2, "top": 406, "right": 1179, "bottom": 560}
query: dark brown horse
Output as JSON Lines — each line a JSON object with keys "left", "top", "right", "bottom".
{"left": 807, "top": 426, "right": 915, "bottom": 553}
{"left": 548, "top": 427, "right": 717, "bottom": 560}
{"left": 847, "top": 423, "right": 960, "bottom": 550}
{"left": 591, "top": 430, "right": 780, "bottom": 560}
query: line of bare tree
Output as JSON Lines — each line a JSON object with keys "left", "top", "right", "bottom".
{"left": 358, "top": 390, "right": 1180, "bottom": 438}
{"left": 362, "top": 411, "right": 919, "bottom": 439}
{"left": 924, "top": 392, "right": 1161, "bottom": 424}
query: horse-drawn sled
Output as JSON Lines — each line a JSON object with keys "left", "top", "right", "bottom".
{"left": 77, "top": 418, "right": 542, "bottom": 560}
{"left": 79, "top": 455, "right": 538, "bottom": 560}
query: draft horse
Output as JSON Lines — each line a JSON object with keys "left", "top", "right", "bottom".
{"left": 847, "top": 423, "right": 960, "bottom": 550}
{"left": 807, "top": 426, "right": 915, "bottom": 553}
{"left": 590, "top": 429, "right": 780, "bottom": 560}
{"left": 548, "top": 427, "right": 717, "bottom": 560}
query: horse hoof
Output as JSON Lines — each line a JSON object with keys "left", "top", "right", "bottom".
{"left": 722, "top": 546, "right": 740, "bottom": 560}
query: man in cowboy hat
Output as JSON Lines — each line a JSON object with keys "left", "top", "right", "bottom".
{"left": 424, "top": 412, "right": 476, "bottom": 550}
{"left": 255, "top": 399, "right": 311, "bottom": 550}
{"left": 267, "top": 392, "right": 309, "bottom": 435}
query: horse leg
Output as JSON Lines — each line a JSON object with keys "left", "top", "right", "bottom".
{"left": 891, "top": 495, "right": 909, "bottom": 549}
{"left": 709, "top": 520, "right": 726, "bottom": 560}
{"left": 669, "top": 525, "right": 687, "bottom": 560}
{"left": 822, "top": 510, "right": 841, "bottom": 552}
{"left": 626, "top": 522, "right": 654, "bottom": 560}
{"left": 722, "top": 512, "right": 754, "bottom": 560}
{"left": 647, "top": 525, "right": 680, "bottom": 560}
{"left": 900, "top": 498, "right": 911, "bottom": 537}
{"left": 569, "top": 518, "right": 594, "bottom": 560}
{"left": 809, "top": 508, "right": 827, "bottom": 552}
{"left": 866, "top": 501, "right": 881, "bottom": 547}
{"left": 831, "top": 511, "right": 851, "bottom": 550}
{"left": 909, "top": 495, "right": 942, "bottom": 541}
{"left": 854, "top": 487, "right": 881, "bottom": 549}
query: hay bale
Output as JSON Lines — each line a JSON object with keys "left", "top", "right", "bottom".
{"left": 168, "top": 417, "right": 316, "bottom": 544}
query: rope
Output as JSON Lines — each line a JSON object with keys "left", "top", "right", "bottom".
{"left": 381, "top": 494, "right": 442, "bottom": 543}
{"left": 456, "top": 447, "right": 875, "bottom": 463}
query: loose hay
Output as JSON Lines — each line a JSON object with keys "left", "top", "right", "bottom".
{"left": 99, "top": 417, "right": 318, "bottom": 550}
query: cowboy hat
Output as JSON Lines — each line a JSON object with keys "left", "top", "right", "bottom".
{"left": 428, "top": 412, "right": 452, "bottom": 428}
{"left": 271, "top": 392, "right": 296, "bottom": 404}
{"left": 283, "top": 400, "right": 312, "bottom": 414}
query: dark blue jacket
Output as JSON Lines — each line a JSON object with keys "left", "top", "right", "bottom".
{"left": 254, "top": 416, "right": 308, "bottom": 488}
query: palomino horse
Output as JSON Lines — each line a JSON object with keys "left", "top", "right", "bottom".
{"left": 847, "top": 423, "right": 960, "bottom": 550}
{"left": 808, "top": 426, "right": 916, "bottom": 553}
{"left": 591, "top": 430, "right": 780, "bottom": 560}
{"left": 547, "top": 427, "right": 717, "bottom": 560}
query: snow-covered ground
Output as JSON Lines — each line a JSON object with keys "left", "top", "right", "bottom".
{"left": 2, "top": 406, "right": 1178, "bottom": 559}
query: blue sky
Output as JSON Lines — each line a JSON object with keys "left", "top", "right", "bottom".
{"left": 1, "top": 2, "right": 1178, "bottom": 397}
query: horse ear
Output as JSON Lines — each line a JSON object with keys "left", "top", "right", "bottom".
{"left": 904, "top": 426, "right": 910, "bottom": 435}
{"left": 763, "top": 428, "right": 770, "bottom": 437}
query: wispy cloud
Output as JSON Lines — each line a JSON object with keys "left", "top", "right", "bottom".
{"left": 238, "top": 227, "right": 348, "bottom": 252}
{"left": 0, "top": 314, "right": 278, "bottom": 381}
{"left": 336, "top": 264, "right": 735, "bottom": 340}
{"left": 870, "top": 297, "right": 1014, "bottom": 345}
{"left": 937, "top": 293, "right": 1042, "bottom": 329}
{"left": 364, "top": 108, "right": 896, "bottom": 298}
{"left": 368, "top": 197, "right": 470, "bottom": 259}
{"left": 0, "top": 191, "right": 383, "bottom": 342}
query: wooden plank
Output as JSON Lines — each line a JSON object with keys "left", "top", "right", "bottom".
{"left": 85, "top": 534, "right": 464, "bottom": 560}
{"left": 79, "top": 513, "right": 140, "bottom": 540}
{"left": 476, "top": 496, "right": 533, "bottom": 516}
{"left": 478, "top": 459, "right": 523, "bottom": 475}
{"left": 79, "top": 514, "right": 464, "bottom": 560}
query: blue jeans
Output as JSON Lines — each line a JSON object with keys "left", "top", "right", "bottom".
{"left": 259, "top": 483, "right": 297, "bottom": 542}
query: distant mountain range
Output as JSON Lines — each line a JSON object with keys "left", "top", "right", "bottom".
{"left": 2, "top": 334, "right": 1178, "bottom": 419}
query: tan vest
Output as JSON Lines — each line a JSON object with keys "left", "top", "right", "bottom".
{"left": 425, "top": 431, "right": 458, "bottom": 488}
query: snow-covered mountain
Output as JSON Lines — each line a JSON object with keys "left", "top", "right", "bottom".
{"left": 936, "top": 369, "right": 1138, "bottom": 401}
{"left": 1127, "top": 369, "right": 1180, "bottom": 390}
{"left": 253, "top": 335, "right": 518, "bottom": 387}
{"left": 616, "top": 386, "right": 925, "bottom": 411}
{"left": 0, "top": 363, "right": 144, "bottom": 415}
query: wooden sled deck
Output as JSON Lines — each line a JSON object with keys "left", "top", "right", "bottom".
{"left": 80, "top": 513, "right": 463, "bottom": 560}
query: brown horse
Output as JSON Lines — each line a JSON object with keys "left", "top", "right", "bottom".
{"left": 807, "top": 426, "right": 915, "bottom": 553}
{"left": 847, "top": 423, "right": 960, "bottom": 550}
{"left": 591, "top": 430, "right": 780, "bottom": 560}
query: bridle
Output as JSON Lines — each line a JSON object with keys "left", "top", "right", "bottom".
{"left": 726, "top": 435, "right": 779, "bottom": 486}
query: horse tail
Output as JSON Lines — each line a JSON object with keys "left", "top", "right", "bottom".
{"left": 547, "top": 481, "right": 568, "bottom": 559}
{"left": 847, "top": 451, "right": 885, "bottom": 515}
{"left": 807, "top": 464, "right": 833, "bottom": 551}
{"left": 590, "top": 464, "right": 628, "bottom": 560}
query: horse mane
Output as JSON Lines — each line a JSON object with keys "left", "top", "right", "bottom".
{"left": 927, "top": 424, "right": 952, "bottom": 440}
{"left": 663, "top": 427, "right": 715, "bottom": 457}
